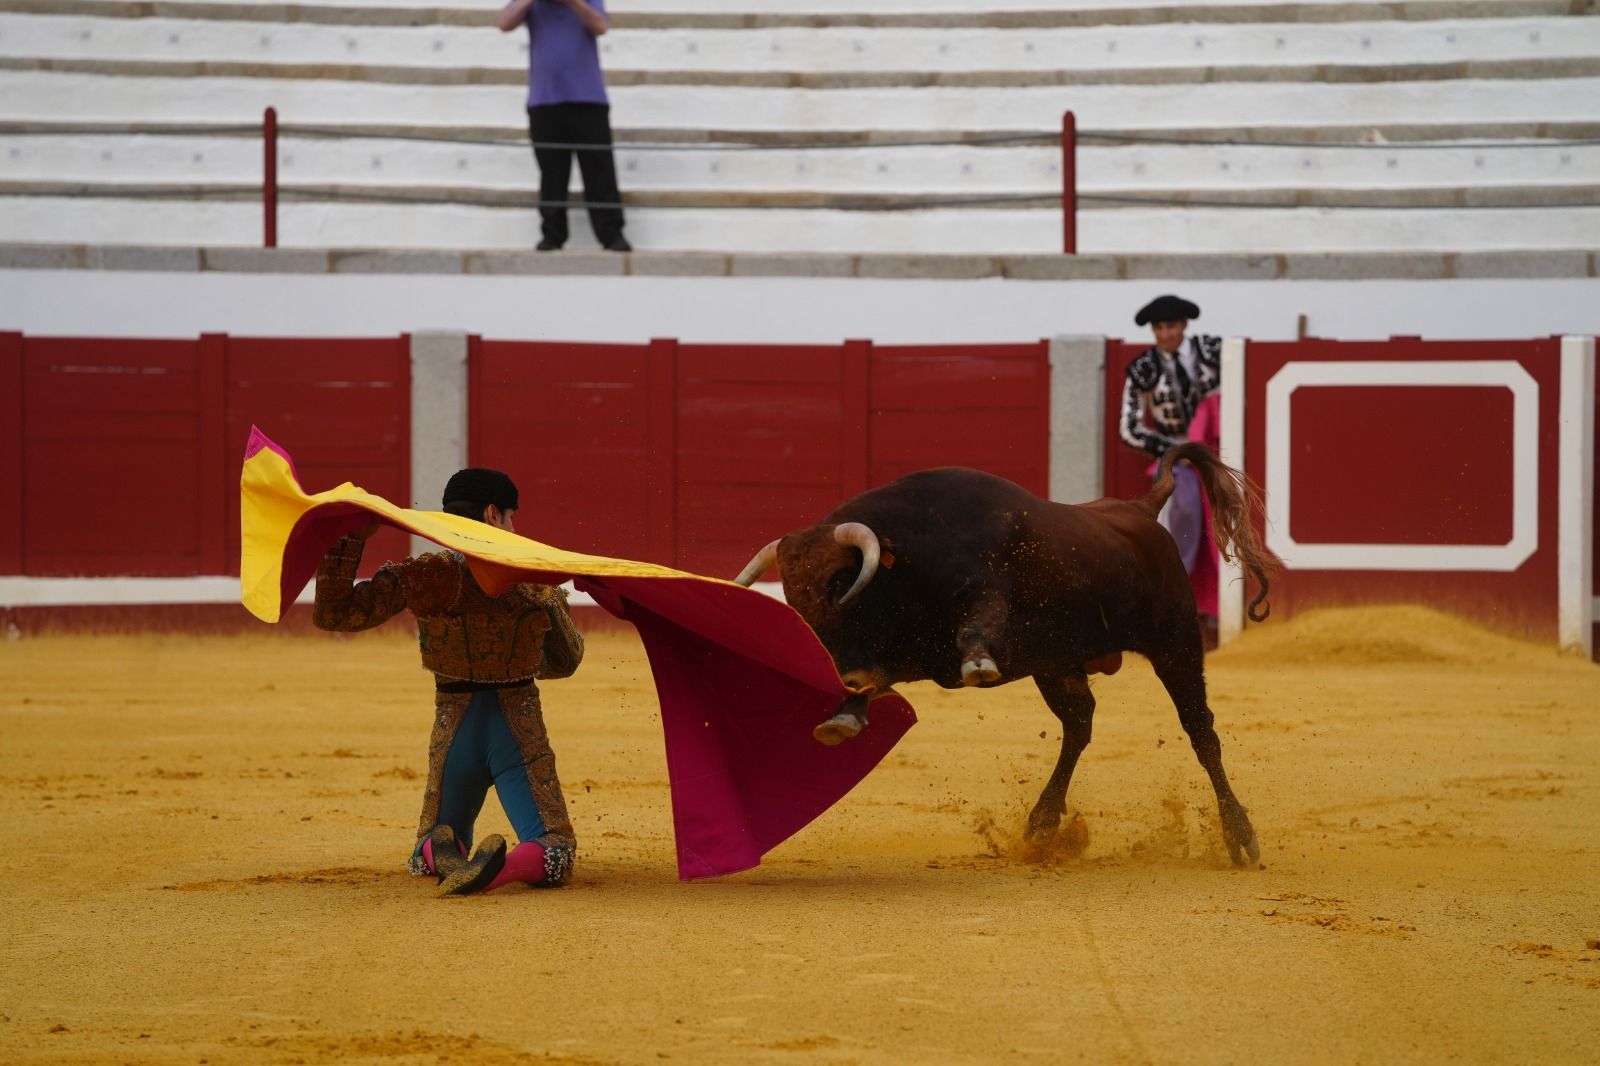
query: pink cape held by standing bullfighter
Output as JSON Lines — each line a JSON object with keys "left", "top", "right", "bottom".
{"left": 238, "top": 425, "right": 916, "bottom": 880}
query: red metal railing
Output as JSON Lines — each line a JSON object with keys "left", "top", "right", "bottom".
{"left": 258, "top": 106, "right": 1084, "bottom": 253}
{"left": 1061, "top": 110, "right": 1077, "bottom": 255}
{"left": 263, "top": 107, "right": 278, "bottom": 249}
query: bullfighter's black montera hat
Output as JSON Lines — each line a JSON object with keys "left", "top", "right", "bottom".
{"left": 1135, "top": 294, "right": 1201, "bottom": 326}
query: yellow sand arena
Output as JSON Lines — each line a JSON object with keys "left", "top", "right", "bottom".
{"left": 2, "top": 606, "right": 1596, "bottom": 1064}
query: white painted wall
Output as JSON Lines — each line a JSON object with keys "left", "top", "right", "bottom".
{"left": 3, "top": 269, "right": 1598, "bottom": 344}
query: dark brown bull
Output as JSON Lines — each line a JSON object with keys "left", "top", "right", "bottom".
{"left": 733, "top": 443, "right": 1278, "bottom": 867}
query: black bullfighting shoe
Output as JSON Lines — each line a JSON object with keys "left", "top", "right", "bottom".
{"left": 427, "top": 824, "right": 466, "bottom": 883}
{"left": 438, "top": 834, "right": 508, "bottom": 897}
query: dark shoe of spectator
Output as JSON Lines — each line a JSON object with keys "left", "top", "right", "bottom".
{"left": 536, "top": 238, "right": 563, "bottom": 252}
{"left": 603, "top": 235, "right": 632, "bottom": 253}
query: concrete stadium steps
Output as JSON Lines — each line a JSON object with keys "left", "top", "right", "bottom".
{"left": 5, "top": 195, "right": 1599, "bottom": 254}
{"left": 6, "top": 0, "right": 1593, "bottom": 26}
{"left": 7, "top": 11, "right": 1600, "bottom": 75}
{"left": 7, "top": 70, "right": 1597, "bottom": 130}
{"left": 3, "top": 1, "right": 1598, "bottom": 254}
{"left": 6, "top": 129, "right": 1598, "bottom": 196}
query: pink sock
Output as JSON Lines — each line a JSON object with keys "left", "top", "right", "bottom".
{"left": 485, "top": 841, "right": 548, "bottom": 892}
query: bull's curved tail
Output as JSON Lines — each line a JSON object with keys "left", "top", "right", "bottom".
{"left": 1143, "top": 442, "right": 1279, "bottom": 622}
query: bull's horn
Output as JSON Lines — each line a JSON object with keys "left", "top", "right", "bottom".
{"left": 833, "top": 522, "right": 881, "bottom": 605}
{"left": 733, "top": 539, "right": 781, "bottom": 586}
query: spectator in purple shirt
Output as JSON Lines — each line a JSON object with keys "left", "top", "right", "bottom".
{"left": 498, "top": 0, "right": 631, "bottom": 252}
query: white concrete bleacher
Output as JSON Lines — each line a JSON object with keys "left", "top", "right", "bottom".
{"left": 1, "top": 0, "right": 1598, "bottom": 255}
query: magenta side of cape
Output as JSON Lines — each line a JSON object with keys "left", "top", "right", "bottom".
{"left": 596, "top": 576, "right": 916, "bottom": 880}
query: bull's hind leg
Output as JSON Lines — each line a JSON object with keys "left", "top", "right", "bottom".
{"left": 1026, "top": 672, "right": 1095, "bottom": 840}
{"left": 1149, "top": 644, "right": 1261, "bottom": 867}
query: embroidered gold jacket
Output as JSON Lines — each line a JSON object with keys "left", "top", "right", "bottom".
{"left": 311, "top": 535, "right": 583, "bottom": 853}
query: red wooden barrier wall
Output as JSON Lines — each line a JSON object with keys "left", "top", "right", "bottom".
{"left": 223, "top": 335, "right": 411, "bottom": 577}
{"left": 1244, "top": 338, "right": 1561, "bottom": 638}
{"left": 1103, "top": 339, "right": 1159, "bottom": 504}
{"left": 470, "top": 338, "right": 1049, "bottom": 577}
{"left": 0, "top": 333, "right": 409, "bottom": 578}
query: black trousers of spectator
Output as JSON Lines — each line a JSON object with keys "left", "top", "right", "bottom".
{"left": 526, "top": 103, "right": 625, "bottom": 247}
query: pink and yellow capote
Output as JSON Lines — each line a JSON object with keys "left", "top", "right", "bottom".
{"left": 239, "top": 427, "right": 916, "bottom": 880}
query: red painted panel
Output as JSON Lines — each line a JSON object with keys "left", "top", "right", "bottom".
{"left": 197, "top": 334, "right": 228, "bottom": 575}
{"left": 0, "top": 333, "right": 21, "bottom": 573}
{"left": 1287, "top": 385, "right": 1515, "bottom": 545}
{"left": 870, "top": 410, "right": 1044, "bottom": 496}
{"left": 678, "top": 483, "right": 855, "bottom": 580}
{"left": 1244, "top": 338, "right": 1562, "bottom": 639}
{"left": 678, "top": 345, "right": 842, "bottom": 384}
{"left": 21, "top": 337, "right": 203, "bottom": 576}
{"left": 473, "top": 340, "right": 654, "bottom": 562}
{"left": 225, "top": 336, "right": 409, "bottom": 577}
{"left": 869, "top": 342, "right": 1049, "bottom": 499}
{"left": 676, "top": 382, "right": 845, "bottom": 486}
{"left": 674, "top": 344, "right": 848, "bottom": 573}
{"left": 870, "top": 346, "right": 1043, "bottom": 411}
{"left": 24, "top": 339, "right": 198, "bottom": 415}
{"left": 840, "top": 340, "right": 871, "bottom": 499}
{"left": 1104, "top": 339, "right": 1157, "bottom": 504}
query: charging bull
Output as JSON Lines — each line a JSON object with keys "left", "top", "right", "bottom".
{"left": 733, "top": 442, "right": 1277, "bottom": 867}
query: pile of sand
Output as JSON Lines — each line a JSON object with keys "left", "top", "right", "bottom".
{"left": 1213, "top": 604, "right": 1582, "bottom": 669}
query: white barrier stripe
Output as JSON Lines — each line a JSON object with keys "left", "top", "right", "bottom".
{"left": 1557, "top": 336, "right": 1597, "bottom": 657}
{"left": 0, "top": 576, "right": 789, "bottom": 609}
{"left": 1218, "top": 336, "right": 1246, "bottom": 646}
{"left": 1264, "top": 360, "right": 1540, "bottom": 572}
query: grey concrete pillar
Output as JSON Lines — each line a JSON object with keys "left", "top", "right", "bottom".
{"left": 1048, "top": 335, "right": 1105, "bottom": 505}
{"left": 1558, "top": 335, "right": 1595, "bottom": 658}
{"left": 409, "top": 330, "right": 469, "bottom": 557}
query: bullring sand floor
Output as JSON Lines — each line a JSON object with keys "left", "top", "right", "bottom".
{"left": 1, "top": 606, "right": 1596, "bottom": 1064}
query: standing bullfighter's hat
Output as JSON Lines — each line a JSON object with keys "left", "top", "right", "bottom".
{"left": 1135, "top": 294, "right": 1201, "bottom": 326}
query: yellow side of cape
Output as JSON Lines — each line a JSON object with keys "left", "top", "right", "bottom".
{"left": 240, "top": 436, "right": 708, "bottom": 623}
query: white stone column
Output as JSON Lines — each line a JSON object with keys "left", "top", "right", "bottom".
{"left": 409, "top": 330, "right": 469, "bottom": 557}
{"left": 1558, "top": 335, "right": 1596, "bottom": 657}
{"left": 1048, "top": 335, "right": 1105, "bottom": 505}
{"left": 1217, "top": 337, "right": 1248, "bottom": 647}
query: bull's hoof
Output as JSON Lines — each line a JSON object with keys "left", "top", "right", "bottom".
{"left": 961, "top": 657, "right": 1001, "bottom": 687}
{"left": 1025, "top": 807, "right": 1062, "bottom": 842}
{"left": 1220, "top": 802, "right": 1262, "bottom": 868}
{"left": 813, "top": 710, "right": 867, "bottom": 746}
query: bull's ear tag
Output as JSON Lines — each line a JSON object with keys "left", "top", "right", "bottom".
{"left": 880, "top": 538, "right": 896, "bottom": 568}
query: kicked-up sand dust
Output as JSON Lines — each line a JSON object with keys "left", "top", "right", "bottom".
{"left": 1, "top": 605, "right": 1597, "bottom": 1064}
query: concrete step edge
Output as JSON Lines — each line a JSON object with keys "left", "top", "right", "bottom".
{"left": 1, "top": 0, "right": 1593, "bottom": 30}
{"left": 7, "top": 53, "right": 1600, "bottom": 87}
{"left": 5, "top": 118, "right": 1598, "bottom": 146}
{"left": 4, "top": 178, "right": 1599, "bottom": 209}
{"left": 0, "top": 241, "right": 1594, "bottom": 280}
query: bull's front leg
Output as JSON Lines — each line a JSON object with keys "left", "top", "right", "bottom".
{"left": 956, "top": 592, "right": 1010, "bottom": 686}
{"left": 1027, "top": 672, "right": 1096, "bottom": 840}
{"left": 814, "top": 691, "right": 873, "bottom": 746}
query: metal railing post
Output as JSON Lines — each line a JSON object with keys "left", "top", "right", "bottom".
{"left": 263, "top": 106, "right": 278, "bottom": 248}
{"left": 1061, "top": 110, "right": 1077, "bottom": 255}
